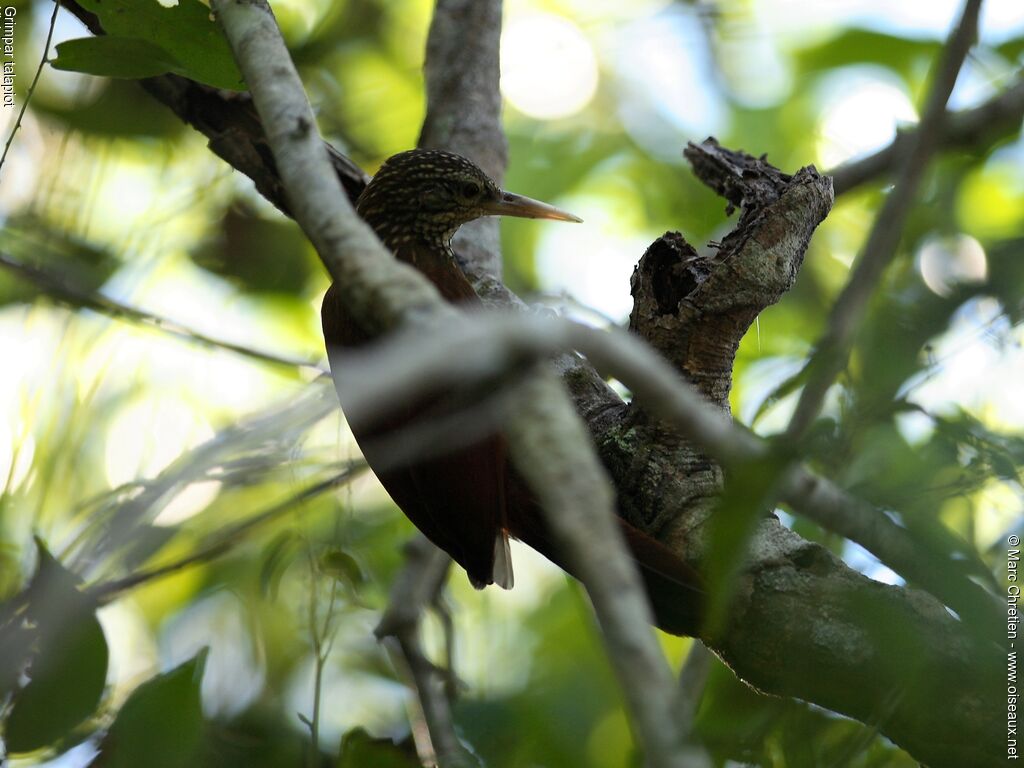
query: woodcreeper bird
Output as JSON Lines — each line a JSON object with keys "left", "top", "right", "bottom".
{"left": 322, "top": 149, "right": 702, "bottom": 635}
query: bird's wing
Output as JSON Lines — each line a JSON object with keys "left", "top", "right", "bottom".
{"left": 374, "top": 426, "right": 508, "bottom": 589}
{"left": 323, "top": 283, "right": 508, "bottom": 587}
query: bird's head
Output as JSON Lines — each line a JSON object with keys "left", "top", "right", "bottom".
{"left": 356, "top": 149, "right": 581, "bottom": 251}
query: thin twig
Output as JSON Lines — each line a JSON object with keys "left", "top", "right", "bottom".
{"left": 676, "top": 642, "right": 714, "bottom": 768}
{"left": 376, "top": 536, "right": 472, "bottom": 767}
{"left": 677, "top": 642, "right": 712, "bottom": 732}
{"left": 0, "top": 251, "right": 324, "bottom": 374}
{"left": 305, "top": 551, "right": 322, "bottom": 768}
{"left": 63, "top": 382, "right": 340, "bottom": 574}
{"left": 785, "top": 0, "right": 985, "bottom": 439}
{"left": 304, "top": 551, "right": 339, "bottom": 768}
{"left": 86, "top": 466, "right": 363, "bottom": 603}
{"left": 0, "top": 0, "right": 59, "bottom": 178}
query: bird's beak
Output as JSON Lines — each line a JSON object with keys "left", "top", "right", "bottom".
{"left": 482, "top": 191, "right": 583, "bottom": 223}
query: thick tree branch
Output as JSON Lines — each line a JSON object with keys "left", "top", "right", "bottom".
{"left": 614, "top": 142, "right": 833, "bottom": 542}
{"left": 323, "top": 310, "right": 1003, "bottom": 767}
{"left": 786, "top": 0, "right": 984, "bottom": 438}
{"left": 419, "top": 0, "right": 507, "bottom": 279}
{"left": 330, "top": 310, "right": 999, "bottom": 622}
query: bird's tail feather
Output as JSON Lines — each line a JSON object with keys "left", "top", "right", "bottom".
{"left": 509, "top": 501, "right": 703, "bottom": 637}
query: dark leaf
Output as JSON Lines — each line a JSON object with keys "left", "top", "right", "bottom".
{"left": 704, "top": 450, "right": 791, "bottom": 634}
{"left": 321, "top": 549, "right": 366, "bottom": 588}
{"left": 337, "top": 727, "right": 422, "bottom": 768}
{"left": 4, "top": 542, "right": 109, "bottom": 753}
{"left": 191, "top": 206, "right": 318, "bottom": 295}
{"left": 91, "top": 650, "right": 208, "bottom": 768}
{"left": 28, "top": 79, "right": 182, "bottom": 138}
{"left": 795, "top": 28, "right": 940, "bottom": 82}
{"left": 0, "top": 214, "right": 122, "bottom": 308}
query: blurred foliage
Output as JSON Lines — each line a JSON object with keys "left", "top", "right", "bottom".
{"left": 0, "top": 0, "right": 1022, "bottom": 765}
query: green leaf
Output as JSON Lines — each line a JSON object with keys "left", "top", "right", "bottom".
{"left": 337, "top": 728, "right": 420, "bottom": 768}
{"left": 67, "top": 0, "right": 245, "bottom": 91}
{"left": 92, "top": 650, "right": 208, "bottom": 768}
{"left": 704, "top": 451, "right": 791, "bottom": 634}
{"left": 259, "top": 530, "right": 300, "bottom": 600}
{"left": 4, "top": 542, "right": 109, "bottom": 754}
{"left": 321, "top": 549, "right": 366, "bottom": 588}
{"left": 52, "top": 37, "right": 183, "bottom": 80}
{"left": 795, "top": 28, "right": 940, "bottom": 83}
{"left": 0, "top": 213, "right": 123, "bottom": 309}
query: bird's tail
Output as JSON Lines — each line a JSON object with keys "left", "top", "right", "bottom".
{"left": 508, "top": 493, "right": 703, "bottom": 637}
{"left": 616, "top": 522, "right": 704, "bottom": 637}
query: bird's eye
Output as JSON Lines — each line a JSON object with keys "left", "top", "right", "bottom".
{"left": 461, "top": 181, "right": 481, "bottom": 199}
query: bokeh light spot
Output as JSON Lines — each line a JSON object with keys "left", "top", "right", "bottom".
{"left": 104, "top": 395, "right": 214, "bottom": 488}
{"left": 535, "top": 193, "right": 653, "bottom": 321}
{"left": 153, "top": 480, "right": 222, "bottom": 526}
{"left": 501, "top": 14, "right": 598, "bottom": 120}
{"left": 817, "top": 69, "right": 917, "bottom": 167}
{"left": 917, "top": 234, "right": 988, "bottom": 297}
{"left": 613, "top": 6, "right": 727, "bottom": 154}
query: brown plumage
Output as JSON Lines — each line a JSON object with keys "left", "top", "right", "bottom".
{"left": 322, "top": 149, "right": 702, "bottom": 635}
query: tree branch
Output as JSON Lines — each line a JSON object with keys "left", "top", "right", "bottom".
{"left": 0, "top": 251, "right": 323, "bottom": 375}
{"left": 419, "top": 0, "right": 507, "bottom": 279}
{"left": 330, "top": 309, "right": 999, "bottom": 621}
{"left": 376, "top": 537, "right": 476, "bottom": 768}
{"left": 614, "top": 141, "right": 833, "bottom": 541}
{"left": 503, "top": 369, "right": 692, "bottom": 768}
{"left": 325, "top": 310, "right": 1003, "bottom": 767}
{"left": 209, "top": 4, "right": 690, "bottom": 766}
{"left": 829, "top": 74, "right": 1024, "bottom": 196}
{"left": 786, "top": 0, "right": 984, "bottom": 438}
{"left": 86, "top": 466, "right": 362, "bottom": 604}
